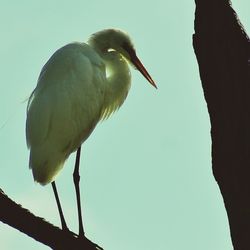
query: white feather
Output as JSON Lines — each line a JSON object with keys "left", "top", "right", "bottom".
{"left": 26, "top": 43, "right": 105, "bottom": 184}
{"left": 26, "top": 29, "right": 155, "bottom": 185}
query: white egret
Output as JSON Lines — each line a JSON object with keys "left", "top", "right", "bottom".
{"left": 26, "top": 29, "right": 156, "bottom": 238}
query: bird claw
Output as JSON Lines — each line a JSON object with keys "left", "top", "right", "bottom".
{"left": 77, "top": 235, "right": 104, "bottom": 250}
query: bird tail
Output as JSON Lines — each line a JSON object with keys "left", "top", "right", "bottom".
{"left": 29, "top": 145, "right": 66, "bottom": 185}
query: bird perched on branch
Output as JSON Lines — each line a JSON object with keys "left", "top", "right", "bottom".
{"left": 26, "top": 28, "right": 156, "bottom": 238}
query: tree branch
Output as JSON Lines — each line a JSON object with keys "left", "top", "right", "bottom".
{"left": 193, "top": 0, "right": 250, "bottom": 249}
{"left": 0, "top": 189, "right": 103, "bottom": 250}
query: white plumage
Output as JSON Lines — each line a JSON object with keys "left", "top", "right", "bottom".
{"left": 26, "top": 29, "right": 156, "bottom": 185}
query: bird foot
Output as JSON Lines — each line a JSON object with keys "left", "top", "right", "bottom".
{"left": 77, "top": 235, "right": 104, "bottom": 250}
{"left": 62, "top": 225, "right": 77, "bottom": 236}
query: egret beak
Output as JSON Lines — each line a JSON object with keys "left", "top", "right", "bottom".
{"left": 131, "top": 54, "right": 157, "bottom": 89}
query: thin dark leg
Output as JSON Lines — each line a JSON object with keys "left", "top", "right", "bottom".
{"left": 73, "top": 146, "right": 85, "bottom": 238}
{"left": 51, "top": 181, "right": 68, "bottom": 231}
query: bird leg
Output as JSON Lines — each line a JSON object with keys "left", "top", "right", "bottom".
{"left": 73, "top": 146, "right": 85, "bottom": 238}
{"left": 51, "top": 181, "right": 68, "bottom": 231}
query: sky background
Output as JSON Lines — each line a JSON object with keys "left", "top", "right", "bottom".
{"left": 0, "top": 1, "right": 249, "bottom": 250}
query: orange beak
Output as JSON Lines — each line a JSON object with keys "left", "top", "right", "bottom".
{"left": 131, "top": 54, "right": 157, "bottom": 89}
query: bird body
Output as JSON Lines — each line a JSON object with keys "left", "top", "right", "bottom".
{"left": 26, "top": 29, "right": 155, "bottom": 185}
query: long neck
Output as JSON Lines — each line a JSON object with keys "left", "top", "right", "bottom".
{"left": 100, "top": 51, "right": 132, "bottom": 119}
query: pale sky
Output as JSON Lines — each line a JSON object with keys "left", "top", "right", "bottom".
{"left": 0, "top": 1, "right": 249, "bottom": 250}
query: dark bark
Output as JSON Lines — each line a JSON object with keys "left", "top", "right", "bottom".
{"left": 0, "top": 189, "right": 103, "bottom": 250}
{"left": 193, "top": 0, "right": 250, "bottom": 249}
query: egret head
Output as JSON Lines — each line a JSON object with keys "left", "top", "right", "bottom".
{"left": 88, "top": 29, "right": 133, "bottom": 57}
{"left": 88, "top": 29, "right": 157, "bottom": 88}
